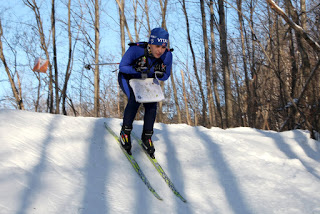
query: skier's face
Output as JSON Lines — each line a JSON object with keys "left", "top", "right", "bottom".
{"left": 149, "top": 44, "right": 166, "bottom": 58}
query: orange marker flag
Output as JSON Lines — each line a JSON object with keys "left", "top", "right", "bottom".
{"left": 32, "top": 57, "right": 49, "bottom": 73}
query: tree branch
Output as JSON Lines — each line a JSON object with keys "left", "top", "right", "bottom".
{"left": 266, "top": 0, "right": 320, "bottom": 53}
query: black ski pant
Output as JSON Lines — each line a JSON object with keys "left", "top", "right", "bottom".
{"left": 119, "top": 75, "right": 157, "bottom": 131}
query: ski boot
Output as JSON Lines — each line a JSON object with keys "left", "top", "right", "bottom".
{"left": 119, "top": 125, "right": 132, "bottom": 155}
{"left": 141, "top": 130, "right": 155, "bottom": 159}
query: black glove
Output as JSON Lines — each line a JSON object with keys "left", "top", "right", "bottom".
{"left": 153, "top": 71, "right": 164, "bottom": 78}
{"left": 134, "top": 56, "right": 147, "bottom": 73}
{"left": 153, "top": 63, "right": 166, "bottom": 78}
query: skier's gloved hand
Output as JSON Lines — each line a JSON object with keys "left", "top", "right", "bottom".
{"left": 153, "top": 71, "right": 164, "bottom": 79}
{"left": 134, "top": 56, "right": 147, "bottom": 73}
{"left": 135, "top": 65, "right": 147, "bottom": 73}
{"left": 153, "top": 63, "right": 166, "bottom": 79}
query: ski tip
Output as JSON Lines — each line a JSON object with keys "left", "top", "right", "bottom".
{"left": 157, "top": 196, "right": 163, "bottom": 201}
{"left": 178, "top": 195, "right": 187, "bottom": 203}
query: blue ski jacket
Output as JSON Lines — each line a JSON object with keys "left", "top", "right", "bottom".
{"left": 118, "top": 43, "right": 172, "bottom": 97}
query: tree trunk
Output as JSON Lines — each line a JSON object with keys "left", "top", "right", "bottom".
{"left": 133, "top": 0, "right": 139, "bottom": 42}
{"left": 237, "top": 0, "right": 251, "bottom": 127}
{"left": 0, "top": 19, "right": 25, "bottom": 110}
{"left": 51, "top": 0, "right": 59, "bottom": 114}
{"left": 23, "top": 0, "right": 53, "bottom": 113}
{"left": 188, "top": 73, "right": 198, "bottom": 126}
{"left": 200, "top": 0, "right": 214, "bottom": 127}
{"left": 159, "top": 0, "right": 168, "bottom": 30}
{"left": 145, "top": 0, "right": 151, "bottom": 32}
{"left": 118, "top": 0, "right": 126, "bottom": 117}
{"left": 115, "top": 0, "right": 133, "bottom": 42}
{"left": 158, "top": 0, "right": 171, "bottom": 123}
{"left": 94, "top": 0, "right": 100, "bottom": 117}
{"left": 266, "top": 0, "right": 320, "bottom": 52}
{"left": 181, "top": 70, "right": 192, "bottom": 125}
{"left": 249, "top": 0, "right": 258, "bottom": 127}
{"left": 181, "top": 0, "right": 207, "bottom": 126}
{"left": 218, "top": 0, "right": 233, "bottom": 127}
{"left": 210, "top": 0, "right": 222, "bottom": 128}
{"left": 62, "top": 0, "right": 74, "bottom": 115}
{"left": 300, "top": 0, "right": 306, "bottom": 29}
{"left": 171, "top": 73, "right": 182, "bottom": 123}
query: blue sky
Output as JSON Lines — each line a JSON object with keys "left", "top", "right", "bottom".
{"left": 0, "top": 0, "right": 239, "bottom": 109}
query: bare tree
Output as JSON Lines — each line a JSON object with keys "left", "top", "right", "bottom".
{"left": 158, "top": 0, "right": 181, "bottom": 123}
{"left": 266, "top": 0, "right": 320, "bottom": 52}
{"left": 115, "top": 0, "right": 134, "bottom": 42}
{"left": 188, "top": 73, "right": 198, "bottom": 125}
{"left": 0, "top": 19, "right": 25, "bottom": 110}
{"left": 94, "top": 0, "right": 100, "bottom": 117}
{"left": 132, "top": 0, "right": 140, "bottom": 42}
{"left": 61, "top": 0, "right": 78, "bottom": 115}
{"left": 159, "top": 0, "right": 168, "bottom": 30}
{"left": 181, "top": 70, "right": 192, "bottom": 125}
{"left": 144, "top": 0, "right": 151, "bottom": 32}
{"left": 51, "top": 0, "right": 59, "bottom": 114}
{"left": 23, "top": 0, "right": 54, "bottom": 113}
{"left": 218, "top": 0, "right": 233, "bottom": 127}
{"left": 209, "top": 0, "right": 222, "bottom": 128}
{"left": 118, "top": 0, "right": 125, "bottom": 56}
{"left": 200, "top": 0, "right": 214, "bottom": 127}
{"left": 181, "top": 0, "right": 207, "bottom": 126}
{"left": 116, "top": 0, "right": 134, "bottom": 118}
{"left": 266, "top": 0, "right": 320, "bottom": 138}
{"left": 237, "top": 0, "right": 252, "bottom": 127}
{"left": 170, "top": 70, "right": 182, "bottom": 123}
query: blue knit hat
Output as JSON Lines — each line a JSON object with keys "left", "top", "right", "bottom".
{"left": 148, "top": 28, "right": 169, "bottom": 47}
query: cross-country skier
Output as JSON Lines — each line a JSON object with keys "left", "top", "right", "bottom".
{"left": 118, "top": 27, "right": 172, "bottom": 158}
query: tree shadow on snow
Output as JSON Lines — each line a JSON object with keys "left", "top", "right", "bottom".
{"left": 80, "top": 118, "right": 109, "bottom": 214}
{"left": 16, "top": 116, "right": 83, "bottom": 214}
{"left": 109, "top": 120, "right": 152, "bottom": 214}
{"left": 133, "top": 123, "right": 191, "bottom": 214}
{"left": 160, "top": 124, "right": 192, "bottom": 214}
{"left": 293, "top": 130, "right": 320, "bottom": 163}
{"left": 194, "top": 126, "right": 253, "bottom": 214}
{"left": 257, "top": 129, "right": 320, "bottom": 180}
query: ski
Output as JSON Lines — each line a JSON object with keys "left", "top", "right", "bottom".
{"left": 131, "top": 131, "right": 187, "bottom": 203}
{"left": 104, "top": 122, "right": 162, "bottom": 201}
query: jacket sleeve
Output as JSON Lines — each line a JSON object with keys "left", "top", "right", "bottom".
{"left": 158, "top": 51, "right": 172, "bottom": 81}
{"left": 119, "top": 46, "right": 140, "bottom": 75}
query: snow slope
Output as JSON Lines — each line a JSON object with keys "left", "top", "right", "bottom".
{"left": 0, "top": 109, "right": 320, "bottom": 214}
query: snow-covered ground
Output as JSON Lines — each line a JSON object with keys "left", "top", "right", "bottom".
{"left": 0, "top": 109, "right": 319, "bottom": 214}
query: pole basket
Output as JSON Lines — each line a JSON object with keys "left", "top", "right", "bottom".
{"left": 84, "top": 64, "right": 92, "bottom": 70}
{"left": 32, "top": 57, "right": 49, "bottom": 73}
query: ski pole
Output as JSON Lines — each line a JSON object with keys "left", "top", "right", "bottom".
{"left": 84, "top": 62, "right": 120, "bottom": 70}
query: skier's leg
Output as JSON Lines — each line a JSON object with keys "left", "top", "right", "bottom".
{"left": 143, "top": 102, "right": 157, "bottom": 131}
{"left": 118, "top": 74, "right": 141, "bottom": 127}
{"left": 141, "top": 102, "right": 157, "bottom": 158}
{"left": 118, "top": 74, "right": 140, "bottom": 154}
{"left": 123, "top": 90, "right": 140, "bottom": 126}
